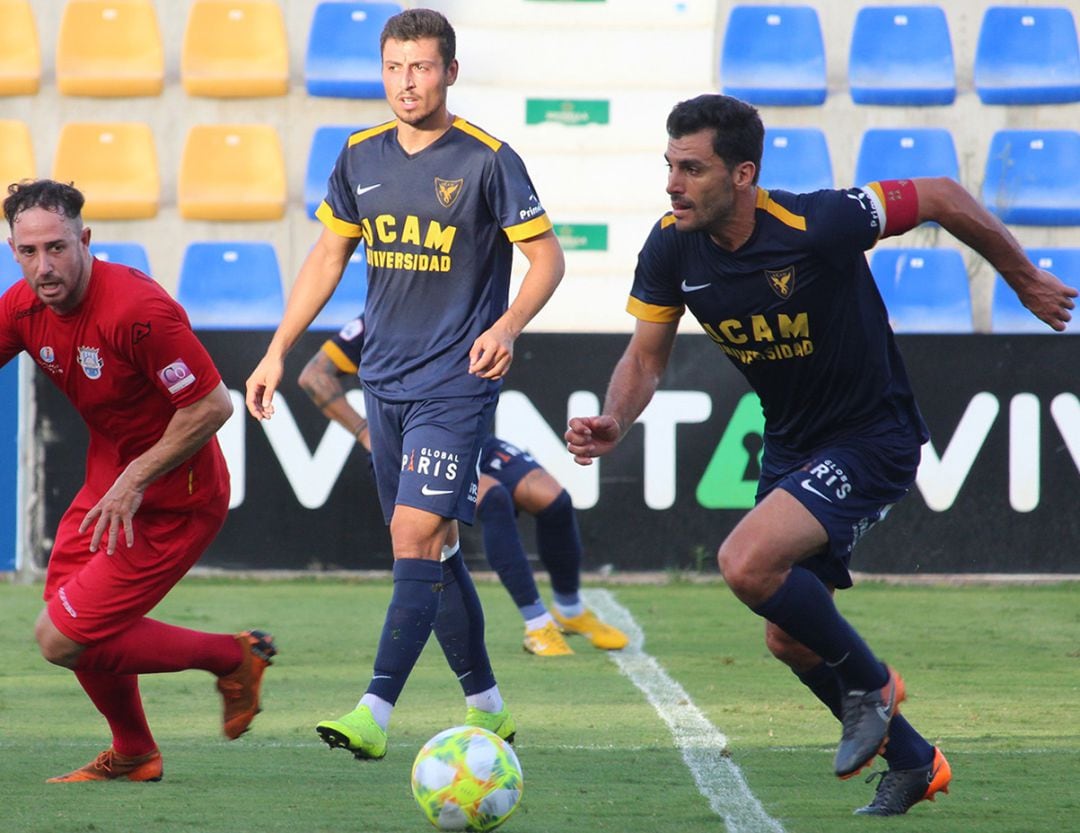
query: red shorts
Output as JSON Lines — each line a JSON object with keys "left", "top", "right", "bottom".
{"left": 44, "top": 484, "right": 228, "bottom": 644}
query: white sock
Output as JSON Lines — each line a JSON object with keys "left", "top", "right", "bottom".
{"left": 555, "top": 600, "right": 585, "bottom": 619}
{"left": 358, "top": 693, "right": 394, "bottom": 730}
{"left": 465, "top": 685, "right": 503, "bottom": 713}
{"left": 525, "top": 611, "right": 554, "bottom": 632}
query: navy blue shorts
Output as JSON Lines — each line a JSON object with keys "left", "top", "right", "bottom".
{"left": 759, "top": 417, "right": 923, "bottom": 589}
{"left": 479, "top": 436, "right": 542, "bottom": 495}
{"left": 364, "top": 391, "right": 498, "bottom": 525}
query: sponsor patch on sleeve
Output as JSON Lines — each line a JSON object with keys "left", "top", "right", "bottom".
{"left": 158, "top": 359, "right": 197, "bottom": 394}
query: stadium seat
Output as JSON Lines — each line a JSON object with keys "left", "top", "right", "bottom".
{"left": 848, "top": 5, "right": 956, "bottom": 106}
{"left": 0, "top": 0, "right": 40, "bottom": 95}
{"left": 981, "top": 130, "right": 1080, "bottom": 225}
{"left": 869, "top": 248, "right": 973, "bottom": 333}
{"left": 56, "top": 0, "right": 164, "bottom": 97}
{"left": 720, "top": 5, "right": 827, "bottom": 106}
{"left": 178, "top": 124, "right": 286, "bottom": 221}
{"left": 181, "top": 0, "right": 289, "bottom": 97}
{"left": 759, "top": 128, "right": 832, "bottom": 193}
{"left": 854, "top": 128, "right": 959, "bottom": 185}
{"left": 51, "top": 122, "right": 160, "bottom": 220}
{"left": 305, "top": 125, "right": 365, "bottom": 219}
{"left": 311, "top": 247, "right": 369, "bottom": 330}
{"left": 305, "top": 2, "right": 401, "bottom": 98}
{"left": 992, "top": 248, "right": 1080, "bottom": 333}
{"left": 974, "top": 6, "right": 1080, "bottom": 104}
{"left": 89, "top": 241, "right": 151, "bottom": 274}
{"left": 177, "top": 241, "right": 284, "bottom": 329}
{"left": 0, "top": 245, "right": 21, "bottom": 291}
{"left": 0, "top": 119, "right": 35, "bottom": 185}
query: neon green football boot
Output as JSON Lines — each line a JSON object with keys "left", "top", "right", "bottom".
{"left": 315, "top": 705, "right": 388, "bottom": 760}
{"left": 464, "top": 706, "right": 517, "bottom": 745}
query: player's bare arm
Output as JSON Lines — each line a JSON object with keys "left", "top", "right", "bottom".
{"left": 566, "top": 318, "right": 678, "bottom": 465}
{"left": 298, "top": 350, "right": 371, "bottom": 450}
{"left": 79, "top": 381, "right": 234, "bottom": 555}
{"left": 469, "top": 230, "right": 564, "bottom": 380}
{"left": 245, "top": 229, "right": 358, "bottom": 420}
{"left": 912, "top": 176, "right": 1078, "bottom": 330}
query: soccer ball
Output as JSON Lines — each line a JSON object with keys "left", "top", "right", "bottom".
{"left": 410, "top": 726, "right": 523, "bottom": 832}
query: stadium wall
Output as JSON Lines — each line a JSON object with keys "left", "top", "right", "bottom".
{"left": 28, "top": 332, "right": 1080, "bottom": 576}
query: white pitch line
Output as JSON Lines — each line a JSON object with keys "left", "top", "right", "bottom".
{"left": 583, "top": 588, "right": 786, "bottom": 833}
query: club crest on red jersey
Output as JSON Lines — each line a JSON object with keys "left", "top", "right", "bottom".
{"left": 435, "top": 177, "right": 463, "bottom": 208}
{"left": 77, "top": 346, "right": 103, "bottom": 380}
{"left": 766, "top": 266, "right": 795, "bottom": 299}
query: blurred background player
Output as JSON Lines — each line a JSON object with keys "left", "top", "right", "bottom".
{"left": 1, "top": 179, "right": 276, "bottom": 783}
{"left": 298, "top": 313, "right": 629, "bottom": 656}
{"left": 245, "top": 9, "right": 564, "bottom": 760}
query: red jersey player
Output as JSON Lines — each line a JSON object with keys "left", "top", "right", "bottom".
{"left": 1, "top": 179, "right": 277, "bottom": 783}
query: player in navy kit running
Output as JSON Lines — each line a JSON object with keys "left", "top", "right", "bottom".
{"left": 298, "top": 314, "right": 628, "bottom": 656}
{"left": 245, "top": 9, "right": 564, "bottom": 760}
{"left": 566, "top": 94, "right": 1076, "bottom": 816}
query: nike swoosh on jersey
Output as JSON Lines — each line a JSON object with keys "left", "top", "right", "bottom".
{"left": 421, "top": 484, "right": 454, "bottom": 496}
{"left": 356, "top": 183, "right": 382, "bottom": 196}
{"left": 799, "top": 478, "right": 833, "bottom": 503}
{"left": 681, "top": 280, "right": 711, "bottom": 292}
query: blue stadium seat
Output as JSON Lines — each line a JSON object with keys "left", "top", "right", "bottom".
{"left": 305, "top": 125, "right": 365, "bottom": 219}
{"left": 89, "top": 242, "right": 151, "bottom": 274}
{"left": 0, "top": 245, "right": 20, "bottom": 291}
{"left": 177, "top": 242, "right": 284, "bottom": 329}
{"left": 759, "top": 128, "right": 832, "bottom": 193}
{"left": 305, "top": 2, "right": 401, "bottom": 98}
{"left": 974, "top": 6, "right": 1080, "bottom": 104}
{"left": 981, "top": 130, "right": 1080, "bottom": 225}
{"left": 992, "top": 248, "right": 1080, "bottom": 333}
{"left": 854, "top": 128, "right": 959, "bottom": 185}
{"left": 311, "top": 247, "right": 368, "bottom": 330}
{"left": 869, "top": 248, "right": 973, "bottom": 333}
{"left": 848, "top": 5, "right": 956, "bottom": 105}
{"left": 720, "top": 5, "right": 826, "bottom": 106}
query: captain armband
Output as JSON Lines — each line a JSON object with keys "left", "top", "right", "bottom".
{"left": 865, "top": 179, "right": 920, "bottom": 239}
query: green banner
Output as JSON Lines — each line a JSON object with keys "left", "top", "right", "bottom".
{"left": 554, "top": 223, "right": 608, "bottom": 251}
{"left": 526, "top": 99, "right": 610, "bottom": 126}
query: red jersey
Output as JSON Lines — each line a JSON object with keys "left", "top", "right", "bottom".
{"left": 0, "top": 258, "right": 229, "bottom": 511}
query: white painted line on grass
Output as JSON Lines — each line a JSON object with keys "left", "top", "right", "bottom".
{"left": 584, "top": 588, "right": 786, "bottom": 833}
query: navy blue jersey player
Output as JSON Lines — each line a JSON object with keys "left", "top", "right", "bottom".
{"left": 298, "top": 315, "right": 629, "bottom": 657}
{"left": 246, "top": 9, "right": 565, "bottom": 760}
{"left": 566, "top": 94, "right": 1076, "bottom": 817}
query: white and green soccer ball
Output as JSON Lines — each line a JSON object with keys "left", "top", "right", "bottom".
{"left": 410, "top": 726, "right": 523, "bottom": 832}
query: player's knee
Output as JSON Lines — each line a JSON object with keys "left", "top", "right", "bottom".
{"left": 35, "top": 617, "right": 79, "bottom": 668}
{"left": 717, "top": 540, "right": 772, "bottom": 604}
{"left": 477, "top": 482, "right": 514, "bottom": 521}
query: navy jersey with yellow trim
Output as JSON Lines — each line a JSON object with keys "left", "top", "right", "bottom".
{"left": 317, "top": 117, "right": 552, "bottom": 402}
{"left": 630, "top": 186, "right": 929, "bottom": 453}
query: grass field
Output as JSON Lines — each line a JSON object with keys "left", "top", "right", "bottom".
{"left": 1, "top": 575, "right": 1077, "bottom": 833}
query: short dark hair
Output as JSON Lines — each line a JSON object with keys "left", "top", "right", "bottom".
{"left": 380, "top": 8, "right": 456, "bottom": 67}
{"left": 4, "top": 179, "right": 85, "bottom": 231}
{"left": 666, "top": 95, "right": 764, "bottom": 184}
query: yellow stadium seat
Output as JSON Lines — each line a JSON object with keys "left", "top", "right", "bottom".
{"left": 57, "top": 0, "right": 165, "bottom": 97}
{"left": 0, "top": 0, "right": 41, "bottom": 95}
{"left": 181, "top": 0, "right": 289, "bottom": 97}
{"left": 51, "top": 122, "right": 160, "bottom": 219}
{"left": 0, "top": 120, "right": 35, "bottom": 187}
{"left": 178, "top": 124, "right": 286, "bottom": 220}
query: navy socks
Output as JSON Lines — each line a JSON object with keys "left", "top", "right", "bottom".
{"left": 366, "top": 557, "right": 443, "bottom": 704}
{"left": 432, "top": 553, "right": 497, "bottom": 696}
{"left": 535, "top": 489, "right": 582, "bottom": 598}
{"left": 477, "top": 484, "right": 544, "bottom": 618}
{"left": 752, "top": 566, "right": 888, "bottom": 692}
